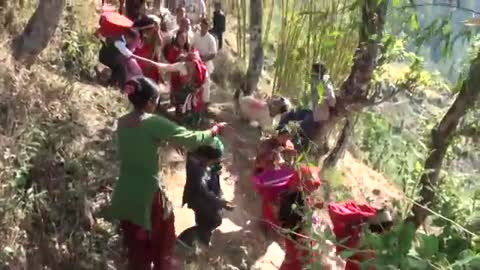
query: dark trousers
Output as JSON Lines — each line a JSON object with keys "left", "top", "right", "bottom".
{"left": 99, "top": 42, "right": 126, "bottom": 87}
{"left": 178, "top": 207, "right": 222, "bottom": 247}
{"left": 210, "top": 31, "right": 224, "bottom": 50}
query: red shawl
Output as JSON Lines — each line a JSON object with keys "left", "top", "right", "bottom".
{"left": 328, "top": 202, "right": 377, "bottom": 270}
{"left": 189, "top": 58, "right": 207, "bottom": 112}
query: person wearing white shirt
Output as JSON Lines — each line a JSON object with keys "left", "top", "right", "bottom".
{"left": 192, "top": 18, "right": 217, "bottom": 106}
{"left": 192, "top": 19, "right": 217, "bottom": 74}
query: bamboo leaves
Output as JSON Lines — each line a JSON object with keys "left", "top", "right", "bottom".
{"left": 410, "top": 12, "right": 420, "bottom": 31}
{"left": 271, "top": 0, "right": 358, "bottom": 100}
{"left": 316, "top": 81, "right": 325, "bottom": 105}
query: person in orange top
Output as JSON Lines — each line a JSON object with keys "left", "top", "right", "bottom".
{"left": 254, "top": 127, "right": 297, "bottom": 174}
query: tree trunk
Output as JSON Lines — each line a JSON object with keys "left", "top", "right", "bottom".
{"left": 406, "top": 50, "right": 480, "bottom": 228}
{"left": 323, "top": 116, "right": 356, "bottom": 168}
{"left": 313, "top": 0, "right": 388, "bottom": 153}
{"left": 339, "top": 0, "right": 388, "bottom": 104}
{"left": 244, "top": 0, "right": 264, "bottom": 94}
{"left": 12, "top": 0, "right": 65, "bottom": 66}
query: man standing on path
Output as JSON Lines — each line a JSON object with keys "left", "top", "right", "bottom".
{"left": 192, "top": 18, "right": 217, "bottom": 110}
{"left": 211, "top": 2, "right": 226, "bottom": 50}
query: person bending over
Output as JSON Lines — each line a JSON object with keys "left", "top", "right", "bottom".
{"left": 110, "top": 76, "right": 226, "bottom": 270}
{"left": 328, "top": 202, "right": 393, "bottom": 270}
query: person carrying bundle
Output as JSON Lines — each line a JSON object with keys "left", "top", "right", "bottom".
{"left": 252, "top": 162, "right": 322, "bottom": 237}
{"left": 328, "top": 202, "right": 393, "bottom": 270}
{"left": 234, "top": 90, "right": 291, "bottom": 132}
{"left": 110, "top": 76, "right": 227, "bottom": 270}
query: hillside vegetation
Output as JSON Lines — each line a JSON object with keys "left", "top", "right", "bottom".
{"left": 1, "top": 0, "right": 479, "bottom": 270}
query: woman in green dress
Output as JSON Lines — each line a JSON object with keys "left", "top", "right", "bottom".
{"left": 111, "top": 76, "right": 225, "bottom": 269}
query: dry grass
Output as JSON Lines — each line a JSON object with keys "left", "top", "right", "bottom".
{"left": 0, "top": 50, "right": 129, "bottom": 269}
{"left": 0, "top": 2, "right": 408, "bottom": 269}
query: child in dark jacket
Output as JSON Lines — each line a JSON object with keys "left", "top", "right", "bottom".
{"left": 211, "top": 2, "right": 226, "bottom": 49}
{"left": 179, "top": 138, "right": 234, "bottom": 248}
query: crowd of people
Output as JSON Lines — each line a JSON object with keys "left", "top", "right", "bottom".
{"left": 96, "top": 2, "right": 395, "bottom": 270}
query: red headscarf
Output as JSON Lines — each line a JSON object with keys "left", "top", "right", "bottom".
{"left": 97, "top": 11, "right": 133, "bottom": 37}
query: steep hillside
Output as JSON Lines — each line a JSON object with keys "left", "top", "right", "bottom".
{"left": 0, "top": 3, "right": 406, "bottom": 269}
{"left": 0, "top": 47, "right": 403, "bottom": 270}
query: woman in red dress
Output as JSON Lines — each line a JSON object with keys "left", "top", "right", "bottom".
{"left": 164, "top": 32, "right": 208, "bottom": 121}
{"left": 133, "top": 16, "right": 163, "bottom": 84}
{"left": 164, "top": 31, "right": 192, "bottom": 110}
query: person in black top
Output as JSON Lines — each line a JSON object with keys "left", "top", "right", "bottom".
{"left": 178, "top": 142, "right": 234, "bottom": 249}
{"left": 210, "top": 2, "right": 226, "bottom": 50}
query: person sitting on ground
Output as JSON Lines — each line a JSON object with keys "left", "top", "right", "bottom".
{"left": 211, "top": 2, "right": 226, "bottom": 50}
{"left": 254, "top": 127, "right": 296, "bottom": 174}
{"left": 178, "top": 138, "right": 234, "bottom": 249}
{"left": 192, "top": 18, "right": 217, "bottom": 111}
{"left": 110, "top": 76, "right": 226, "bottom": 270}
{"left": 234, "top": 90, "right": 291, "bottom": 132}
{"left": 328, "top": 202, "right": 394, "bottom": 270}
{"left": 277, "top": 62, "right": 336, "bottom": 150}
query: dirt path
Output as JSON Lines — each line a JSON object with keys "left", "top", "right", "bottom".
{"left": 160, "top": 98, "right": 285, "bottom": 270}
{"left": 159, "top": 84, "right": 404, "bottom": 269}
